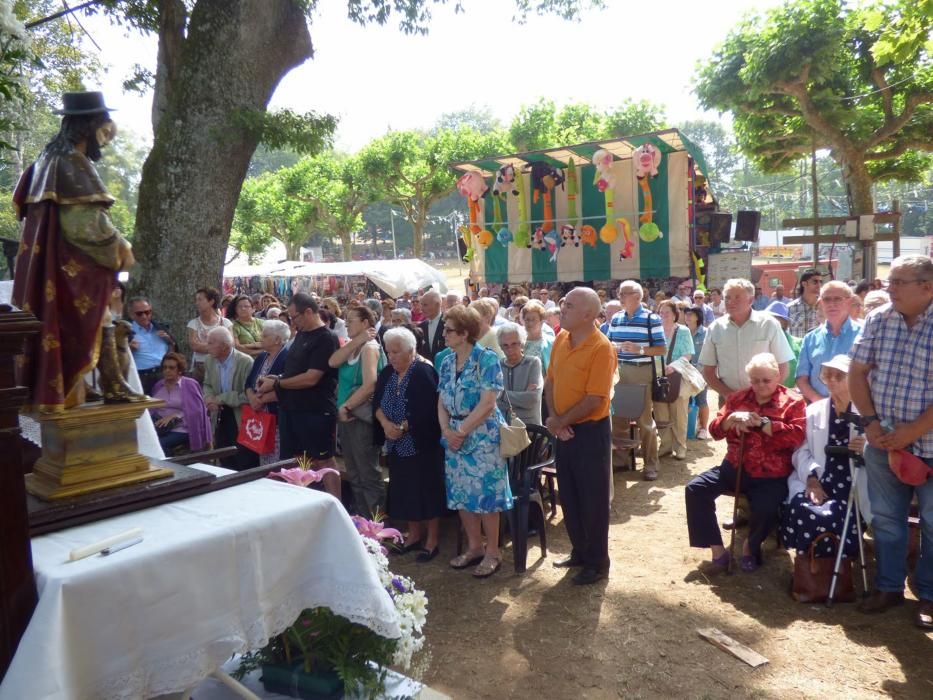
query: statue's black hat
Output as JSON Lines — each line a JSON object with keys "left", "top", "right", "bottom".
{"left": 53, "top": 91, "right": 115, "bottom": 116}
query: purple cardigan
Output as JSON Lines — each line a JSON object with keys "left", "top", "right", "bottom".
{"left": 152, "top": 376, "right": 212, "bottom": 452}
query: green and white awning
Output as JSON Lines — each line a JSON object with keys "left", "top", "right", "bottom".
{"left": 451, "top": 129, "right": 708, "bottom": 284}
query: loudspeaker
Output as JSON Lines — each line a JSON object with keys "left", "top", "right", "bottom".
{"left": 709, "top": 213, "right": 733, "bottom": 245}
{"left": 735, "top": 210, "right": 761, "bottom": 242}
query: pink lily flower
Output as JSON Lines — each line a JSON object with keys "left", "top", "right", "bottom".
{"left": 351, "top": 515, "right": 403, "bottom": 544}
{"left": 272, "top": 466, "right": 340, "bottom": 487}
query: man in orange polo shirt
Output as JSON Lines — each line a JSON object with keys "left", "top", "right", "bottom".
{"left": 544, "top": 287, "right": 619, "bottom": 585}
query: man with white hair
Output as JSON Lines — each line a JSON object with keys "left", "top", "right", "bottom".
{"left": 203, "top": 326, "right": 256, "bottom": 469}
{"left": 599, "top": 300, "right": 622, "bottom": 335}
{"left": 545, "top": 287, "right": 618, "bottom": 585}
{"left": 607, "top": 280, "right": 666, "bottom": 480}
{"left": 417, "top": 290, "right": 445, "bottom": 362}
{"left": 796, "top": 281, "right": 862, "bottom": 402}
{"left": 699, "top": 278, "right": 793, "bottom": 402}
{"left": 444, "top": 291, "right": 461, "bottom": 311}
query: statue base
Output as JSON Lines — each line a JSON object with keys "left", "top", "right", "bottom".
{"left": 25, "top": 399, "right": 173, "bottom": 501}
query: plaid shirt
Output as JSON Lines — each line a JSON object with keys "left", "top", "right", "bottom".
{"left": 849, "top": 301, "right": 933, "bottom": 457}
{"left": 787, "top": 297, "right": 823, "bottom": 338}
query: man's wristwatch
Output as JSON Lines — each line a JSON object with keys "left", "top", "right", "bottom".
{"left": 860, "top": 414, "right": 880, "bottom": 429}
{"left": 638, "top": 345, "right": 645, "bottom": 355}
{"left": 760, "top": 416, "right": 771, "bottom": 430}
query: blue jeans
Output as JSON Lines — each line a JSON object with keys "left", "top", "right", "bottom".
{"left": 864, "top": 445, "right": 933, "bottom": 600}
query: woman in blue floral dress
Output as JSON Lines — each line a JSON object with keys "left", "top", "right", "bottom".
{"left": 437, "top": 305, "right": 513, "bottom": 578}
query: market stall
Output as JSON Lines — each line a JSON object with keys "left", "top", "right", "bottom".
{"left": 451, "top": 128, "right": 714, "bottom": 287}
{"left": 222, "top": 258, "right": 449, "bottom": 299}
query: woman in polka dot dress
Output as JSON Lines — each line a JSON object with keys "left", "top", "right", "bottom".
{"left": 781, "top": 354, "right": 870, "bottom": 557}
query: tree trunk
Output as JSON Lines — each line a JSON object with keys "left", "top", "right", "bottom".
{"left": 412, "top": 214, "right": 426, "bottom": 259}
{"left": 339, "top": 230, "right": 352, "bottom": 261}
{"left": 284, "top": 240, "right": 302, "bottom": 260}
{"left": 836, "top": 151, "right": 874, "bottom": 215}
{"left": 132, "top": 0, "right": 312, "bottom": 354}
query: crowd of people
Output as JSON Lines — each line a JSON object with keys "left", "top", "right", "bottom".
{"left": 120, "top": 256, "right": 931, "bottom": 627}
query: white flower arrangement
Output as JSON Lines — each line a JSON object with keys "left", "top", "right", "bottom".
{"left": 359, "top": 532, "right": 428, "bottom": 669}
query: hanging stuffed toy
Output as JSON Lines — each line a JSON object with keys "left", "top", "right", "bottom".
{"left": 579, "top": 225, "right": 598, "bottom": 248}
{"left": 633, "top": 143, "right": 664, "bottom": 241}
{"left": 592, "top": 149, "right": 615, "bottom": 192}
{"left": 544, "top": 229, "right": 560, "bottom": 262}
{"left": 617, "top": 218, "right": 634, "bottom": 258}
{"left": 459, "top": 224, "right": 474, "bottom": 262}
{"left": 692, "top": 252, "right": 707, "bottom": 291}
{"left": 492, "top": 164, "right": 519, "bottom": 199}
{"left": 634, "top": 143, "right": 661, "bottom": 178}
{"left": 513, "top": 164, "right": 532, "bottom": 248}
{"left": 526, "top": 161, "right": 564, "bottom": 233}
{"left": 457, "top": 171, "right": 489, "bottom": 236}
{"left": 476, "top": 229, "right": 494, "bottom": 248}
{"left": 531, "top": 227, "right": 547, "bottom": 250}
{"left": 560, "top": 224, "right": 580, "bottom": 247}
{"left": 491, "top": 194, "right": 512, "bottom": 246}
{"left": 599, "top": 176, "right": 618, "bottom": 245}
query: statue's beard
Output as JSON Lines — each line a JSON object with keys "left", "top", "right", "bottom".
{"left": 86, "top": 139, "right": 103, "bottom": 162}
{"left": 87, "top": 121, "right": 116, "bottom": 162}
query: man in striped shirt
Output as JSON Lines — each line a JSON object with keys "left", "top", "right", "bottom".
{"left": 607, "top": 280, "right": 667, "bottom": 481}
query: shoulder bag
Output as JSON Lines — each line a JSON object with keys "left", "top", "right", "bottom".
{"left": 499, "top": 388, "right": 531, "bottom": 458}
{"left": 792, "top": 532, "right": 855, "bottom": 603}
{"left": 648, "top": 316, "right": 682, "bottom": 404}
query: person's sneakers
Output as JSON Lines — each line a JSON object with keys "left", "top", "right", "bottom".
{"left": 643, "top": 467, "right": 659, "bottom": 481}
{"left": 696, "top": 428, "right": 711, "bottom": 440}
{"left": 858, "top": 590, "right": 905, "bottom": 614}
{"left": 553, "top": 555, "right": 584, "bottom": 568}
{"left": 915, "top": 599, "right": 933, "bottom": 630}
{"left": 673, "top": 450, "right": 687, "bottom": 460}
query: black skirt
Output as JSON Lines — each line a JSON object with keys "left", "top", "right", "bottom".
{"left": 386, "top": 445, "right": 447, "bottom": 522}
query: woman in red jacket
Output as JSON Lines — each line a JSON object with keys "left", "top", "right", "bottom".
{"left": 685, "top": 353, "right": 806, "bottom": 572}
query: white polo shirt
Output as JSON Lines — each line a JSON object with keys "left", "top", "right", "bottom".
{"left": 698, "top": 310, "right": 794, "bottom": 391}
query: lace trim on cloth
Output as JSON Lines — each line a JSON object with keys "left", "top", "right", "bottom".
{"left": 89, "top": 580, "right": 401, "bottom": 700}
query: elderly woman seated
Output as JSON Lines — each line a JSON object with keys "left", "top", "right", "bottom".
{"left": 495, "top": 321, "right": 543, "bottom": 426}
{"left": 685, "top": 353, "right": 806, "bottom": 572}
{"left": 781, "top": 354, "right": 870, "bottom": 558}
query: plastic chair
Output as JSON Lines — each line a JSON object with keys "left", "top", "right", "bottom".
{"left": 611, "top": 383, "right": 648, "bottom": 471}
{"left": 507, "top": 424, "right": 555, "bottom": 573}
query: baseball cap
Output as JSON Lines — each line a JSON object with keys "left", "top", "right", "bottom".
{"left": 765, "top": 301, "right": 790, "bottom": 323}
{"left": 820, "top": 354, "right": 851, "bottom": 374}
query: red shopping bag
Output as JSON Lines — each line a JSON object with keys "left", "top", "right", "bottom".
{"left": 237, "top": 405, "right": 277, "bottom": 455}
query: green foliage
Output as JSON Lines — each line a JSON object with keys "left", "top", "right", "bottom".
{"left": 231, "top": 170, "right": 316, "bottom": 261}
{"left": 359, "top": 127, "right": 510, "bottom": 256}
{"left": 247, "top": 146, "right": 302, "bottom": 178}
{"left": 234, "top": 607, "right": 397, "bottom": 700}
{"left": 695, "top": 0, "right": 933, "bottom": 213}
{"left": 677, "top": 119, "right": 739, "bottom": 182}
{"left": 433, "top": 104, "right": 502, "bottom": 134}
{"left": 508, "top": 97, "right": 667, "bottom": 151}
{"left": 231, "top": 108, "right": 337, "bottom": 157}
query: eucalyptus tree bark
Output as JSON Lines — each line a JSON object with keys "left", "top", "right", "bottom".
{"left": 132, "top": 0, "right": 312, "bottom": 352}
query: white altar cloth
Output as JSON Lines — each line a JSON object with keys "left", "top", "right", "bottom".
{"left": 0, "top": 473, "right": 400, "bottom": 700}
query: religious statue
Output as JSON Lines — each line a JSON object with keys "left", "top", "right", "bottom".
{"left": 12, "top": 91, "right": 142, "bottom": 412}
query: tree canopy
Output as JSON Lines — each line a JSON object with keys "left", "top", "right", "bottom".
{"left": 508, "top": 98, "right": 667, "bottom": 151}
{"left": 695, "top": 0, "right": 932, "bottom": 214}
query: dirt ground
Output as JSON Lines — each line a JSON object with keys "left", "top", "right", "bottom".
{"left": 390, "top": 434, "right": 933, "bottom": 700}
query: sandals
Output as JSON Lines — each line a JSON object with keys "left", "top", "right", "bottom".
{"left": 472, "top": 555, "right": 501, "bottom": 578}
{"left": 449, "top": 551, "right": 485, "bottom": 569}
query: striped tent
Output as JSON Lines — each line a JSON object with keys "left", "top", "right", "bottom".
{"left": 452, "top": 129, "right": 711, "bottom": 284}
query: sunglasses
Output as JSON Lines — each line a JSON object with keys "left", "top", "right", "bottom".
{"left": 134, "top": 310, "right": 152, "bottom": 317}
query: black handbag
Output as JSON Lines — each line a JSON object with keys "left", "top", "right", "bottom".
{"left": 648, "top": 317, "right": 682, "bottom": 404}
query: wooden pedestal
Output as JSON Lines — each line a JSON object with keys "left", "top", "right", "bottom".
{"left": 26, "top": 399, "right": 174, "bottom": 500}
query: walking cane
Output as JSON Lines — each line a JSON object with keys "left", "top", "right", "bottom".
{"left": 727, "top": 432, "right": 747, "bottom": 575}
